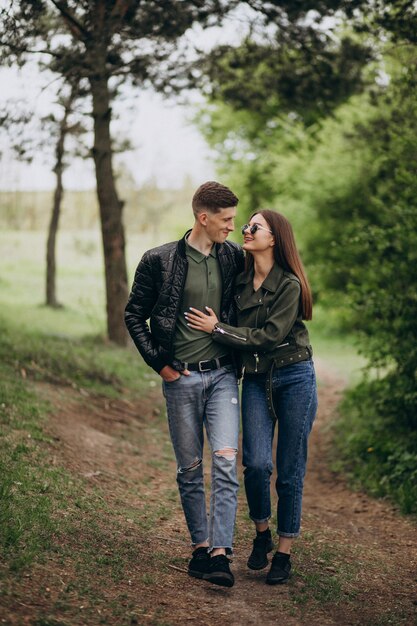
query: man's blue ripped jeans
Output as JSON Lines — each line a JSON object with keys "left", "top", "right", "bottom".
{"left": 242, "top": 359, "right": 318, "bottom": 538}
{"left": 162, "top": 365, "right": 240, "bottom": 550}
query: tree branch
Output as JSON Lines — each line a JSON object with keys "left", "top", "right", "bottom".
{"left": 110, "top": 0, "right": 136, "bottom": 20}
{"left": 49, "top": 0, "right": 91, "bottom": 42}
{"left": 19, "top": 47, "right": 64, "bottom": 58}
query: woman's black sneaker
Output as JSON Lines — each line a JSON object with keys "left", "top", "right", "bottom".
{"left": 188, "top": 547, "right": 210, "bottom": 579}
{"left": 247, "top": 532, "right": 274, "bottom": 570}
{"left": 204, "top": 555, "right": 235, "bottom": 587}
{"left": 266, "top": 552, "right": 292, "bottom": 585}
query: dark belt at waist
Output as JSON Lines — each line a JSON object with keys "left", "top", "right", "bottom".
{"left": 183, "top": 354, "right": 233, "bottom": 372}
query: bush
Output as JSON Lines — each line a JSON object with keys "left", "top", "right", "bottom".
{"left": 334, "top": 378, "right": 417, "bottom": 514}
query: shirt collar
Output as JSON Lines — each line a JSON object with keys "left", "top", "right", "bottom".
{"left": 185, "top": 235, "right": 217, "bottom": 263}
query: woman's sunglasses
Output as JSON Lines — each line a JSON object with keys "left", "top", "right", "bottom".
{"left": 241, "top": 223, "right": 273, "bottom": 235}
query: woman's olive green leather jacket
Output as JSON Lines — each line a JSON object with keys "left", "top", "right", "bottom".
{"left": 212, "top": 263, "right": 312, "bottom": 375}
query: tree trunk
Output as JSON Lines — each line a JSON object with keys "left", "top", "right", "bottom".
{"left": 45, "top": 99, "right": 72, "bottom": 308}
{"left": 90, "top": 74, "right": 128, "bottom": 346}
{"left": 45, "top": 166, "right": 63, "bottom": 307}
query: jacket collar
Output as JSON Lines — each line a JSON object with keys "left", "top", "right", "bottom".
{"left": 177, "top": 230, "right": 191, "bottom": 258}
{"left": 236, "top": 262, "right": 284, "bottom": 292}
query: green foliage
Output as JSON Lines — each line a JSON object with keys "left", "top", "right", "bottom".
{"left": 306, "top": 52, "right": 417, "bottom": 512}
{"left": 372, "top": 0, "right": 417, "bottom": 44}
{"left": 203, "top": 34, "right": 372, "bottom": 127}
{"left": 197, "top": 6, "right": 417, "bottom": 511}
{"left": 305, "top": 51, "right": 417, "bottom": 397}
{"left": 334, "top": 378, "right": 417, "bottom": 514}
{"left": 195, "top": 101, "right": 311, "bottom": 224}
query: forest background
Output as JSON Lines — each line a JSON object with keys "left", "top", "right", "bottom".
{"left": 0, "top": 2, "right": 416, "bottom": 618}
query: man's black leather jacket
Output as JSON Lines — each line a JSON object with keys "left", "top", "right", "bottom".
{"left": 125, "top": 231, "right": 244, "bottom": 373}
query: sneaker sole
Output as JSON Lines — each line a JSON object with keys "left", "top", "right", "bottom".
{"left": 247, "top": 558, "right": 269, "bottom": 570}
{"left": 188, "top": 569, "right": 206, "bottom": 579}
{"left": 266, "top": 572, "right": 292, "bottom": 585}
{"left": 204, "top": 573, "right": 234, "bottom": 588}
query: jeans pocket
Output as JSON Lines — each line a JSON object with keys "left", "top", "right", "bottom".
{"left": 164, "top": 375, "right": 181, "bottom": 384}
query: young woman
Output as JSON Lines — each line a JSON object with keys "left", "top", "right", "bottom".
{"left": 184, "top": 209, "right": 318, "bottom": 585}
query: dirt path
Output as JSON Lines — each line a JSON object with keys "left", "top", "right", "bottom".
{"left": 3, "top": 360, "right": 417, "bottom": 626}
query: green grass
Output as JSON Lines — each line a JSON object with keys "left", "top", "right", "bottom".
{"left": 308, "top": 304, "right": 367, "bottom": 385}
{"left": 0, "top": 229, "right": 365, "bottom": 383}
{"left": 0, "top": 311, "right": 176, "bottom": 622}
{"left": 3, "top": 228, "right": 413, "bottom": 624}
{"left": 0, "top": 229, "right": 166, "bottom": 578}
{"left": 0, "top": 229, "right": 182, "bottom": 626}
{"left": 0, "top": 354, "right": 68, "bottom": 570}
{"left": 0, "top": 229, "right": 415, "bottom": 625}
{"left": 292, "top": 543, "right": 357, "bottom": 606}
{"left": 0, "top": 229, "right": 174, "bottom": 338}
{"left": 1, "top": 315, "right": 155, "bottom": 397}
{"left": 0, "top": 329, "right": 153, "bottom": 572}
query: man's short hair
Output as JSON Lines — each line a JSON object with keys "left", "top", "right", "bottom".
{"left": 192, "top": 181, "right": 239, "bottom": 217}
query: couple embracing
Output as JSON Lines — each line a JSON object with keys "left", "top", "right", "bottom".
{"left": 125, "top": 181, "right": 318, "bottom": 588}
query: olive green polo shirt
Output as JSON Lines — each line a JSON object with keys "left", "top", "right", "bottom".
{"left": 173, "top": 237, "right": 228, "bottom": 363}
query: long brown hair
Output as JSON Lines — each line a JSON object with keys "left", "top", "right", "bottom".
{"left": 245, "top": 209, "right": 313, "bottom": 320}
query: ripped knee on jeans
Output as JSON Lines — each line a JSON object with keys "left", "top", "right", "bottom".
{"left": 177, "top": 458, "right": 202, "bottom": 474}
{"left": 214, "top": 448, "right": 237, "bottom": 461}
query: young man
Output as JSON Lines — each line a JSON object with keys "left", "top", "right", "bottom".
{"left": 125, "top": 181, "right": 244, "bottom": 587}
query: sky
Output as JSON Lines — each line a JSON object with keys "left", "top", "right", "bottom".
{"left": 0, "top": 8, "right": 258, "bottom": 192}
{"left": 0, "top": 66, "right": 216, "bottom": 191}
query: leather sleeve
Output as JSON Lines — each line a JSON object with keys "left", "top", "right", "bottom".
{"left": 213, "top": 279, "right": 301, "bottom": 351}
{"left": 124, "top": 252, "right": 169, "bottom": 374}
{"left": 224, "top": 242, "right": 245, "bottom": 324}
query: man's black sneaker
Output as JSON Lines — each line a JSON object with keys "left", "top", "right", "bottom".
{"left": 266, "top": 552, "right": 292, "bottom": 585}
{"left": 188, "top": 547, "right": 210, "bottom": 579}
{"left": 204, "top": 554, "right": 235, "bottom": 587}
{"left": 247, "top": 533, "right": 274, "bottom": 570}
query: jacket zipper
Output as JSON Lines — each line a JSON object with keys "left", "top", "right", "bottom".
{"left": 169, "top": 257, "right": 188, "bottom": 358}
{"left": 277, "top": 342, "right": 290, "bottom": 348}
{"left": 218, "top": 245, "right": 224, "bottom": 320}
{"left": 213, "top": 326, "right": 247, "bottom": 341}
{"left": 254, "top": 352, "right": 259, "bottom": 372}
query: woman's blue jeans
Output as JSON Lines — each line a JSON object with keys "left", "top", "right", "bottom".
{"left": 162, "top": 365, "right": 240, "bottom": 550}
{"left": 242, "top": 359, "right": 318, "bottom": 537}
